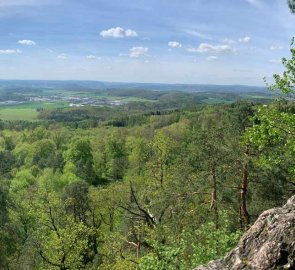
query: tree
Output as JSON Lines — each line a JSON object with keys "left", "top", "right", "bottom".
{"left": 104, "top": 131, "right": 128, "bottom": 181}
{"left": 244, "top": 39, "right": 295, "bottom": 199}
{"left": 4, "top": 136, "right": 15, "bottom": 151}
{"left": 126, "top": 136, "right": 149, "bottom": 177}
{"left": 31, "top": 139, "right": 56, "bottom": 169}
{"left": 0, "top": 181, "right": 11, "bottom": 268}
{"left": 62, "top": 181, "right": 101, "bottom": 265}
{"left": 31, "top": 188, "right": 93, "bottom": 270}
{"left": 0, "top": 150, "right": 15, "bottom": 178}
{"left": 66, "top": 138, "right": 96, "bottom": 184}
{"left": 225, "top": 102, "right": 256, "bottom": 230}
{"left": 186, "top": 108, "right": 229, "bottom": 232}
{"left": 148, "top": 131, "right": 175, "bottom": 187}
{"left": 288, "top": 0, "right": 295, "bottom": 13}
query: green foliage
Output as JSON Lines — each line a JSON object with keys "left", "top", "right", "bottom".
{"left": 246, "top": 40, "right": 295, "bottom": 182}
{"left": 0, "top": 92, "right": 292, "bottom": 269}
{"left": 0, "top": 150, "right": 15, "bottom": 177}
{"left": 31, "top": 139, "right": 56, "bottom": 169}
{"left": 148, "top": 130, "right": 176, "bottom": 185}
{"left": 139, "top": 213, "right": 240, "bottom": 270}
{"left": 139, "top": 243, "right": 182, "bottom": 270}
{"left": 191, "top": 215, "right": 241, "bottom": 266}
{"left": 268, "top": 37, "right": 295, "bottom": 95}
{"left": 104, "top": 131, "right": 128, "bottom": 180}
{"left": 67, "top": 138, "right": 96, "bottom": 183}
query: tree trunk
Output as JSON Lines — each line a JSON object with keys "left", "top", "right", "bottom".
{"left": 240, "top": 145, "right": 250, "bottom": 230}
{"left": 210, "top": 162, "right": 220, "bottom": 255}
{"left": 210, "top": 163, "right": 219, "bottom": 230}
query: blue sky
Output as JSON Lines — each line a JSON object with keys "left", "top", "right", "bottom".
{"left": 0, "top": 0, "right": 294, "bottom": 85}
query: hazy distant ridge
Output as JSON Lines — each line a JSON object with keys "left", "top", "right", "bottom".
{"left": 0, "top": 80, "right": 268, "bottom": 93}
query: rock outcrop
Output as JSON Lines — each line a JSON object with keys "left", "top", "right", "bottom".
{"left": 194, "top": 196, "right": 295, "bottom": 270}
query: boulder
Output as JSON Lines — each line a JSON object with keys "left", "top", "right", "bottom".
{"left": 194, "top": 196, "right": 295, "bottom": 270}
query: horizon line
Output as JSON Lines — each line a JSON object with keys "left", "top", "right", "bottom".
{"left": 0, "top": 79, "right": 267, "bottom": 88}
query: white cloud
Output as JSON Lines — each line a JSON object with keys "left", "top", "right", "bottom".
{"left": 125, "top": 29, "right": 138, "bottom": 37}
{"left": 222, "top": 38, "right": 235, "bottom": 44}
{"left": 57, "top": 53, "right": 68, "bottom": 60}
{"left": 223, "top": 37, "right": 251, "bottom": 44}
{"left": 238, "top": 36, "right": 251, "bottom": 43}
{"left": 207, "top": 56, "right": 218, "bottom": 61}
{"left": 184, "top": 30, "right": 212, "bottom": 40}
{"left": 129, "top": 47, "right": 148, "bottom": 58}
{"left": 269, "top": 59, "right": 281, "bottom": 64}
{"left": 0, "top": 49, "right": 22, "bottom": 54}
{"left": 17, "top": 39, "right": 36, "bottom": 46}
{"left": 187, "top": 43, "right": 234, "bottom": 54}
{"left": 100, "top": 27, "right": 138, "bottom": 38}
{"left": 270, "top": 45, "right": 284, "bottom": 51}
{"left": 86, "top": 55, "right": 101, "bottom": 60}
{"left": 168, "top": 41, "right": 182, "bottom": 48}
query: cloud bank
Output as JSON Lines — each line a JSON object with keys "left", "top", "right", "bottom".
{"left": 0, "top": 49, "right": 22, "bottom": 54}
{"left": 187, "top": 43, "right": 234, "bottom": 54}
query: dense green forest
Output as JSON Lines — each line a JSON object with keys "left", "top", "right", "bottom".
{"left": 0, "top": 47, "right": 294, "bottom": 270}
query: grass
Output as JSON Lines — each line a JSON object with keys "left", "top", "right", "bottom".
{"left": 0, "top": 108, "right": 38, "bottom": 121}
{"left": 0, "top": 102, "right": 68, "bottom": 121}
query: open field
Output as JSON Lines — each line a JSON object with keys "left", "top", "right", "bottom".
{"left": 0, "top": 102, "right": 69, "bottom": 121}
{"left": 0, "top": 108, "right": 38, "bottom": 121}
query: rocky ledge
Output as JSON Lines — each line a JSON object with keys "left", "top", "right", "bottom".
{"left": 194, "top": 196, "right": 295, "bottom": 270}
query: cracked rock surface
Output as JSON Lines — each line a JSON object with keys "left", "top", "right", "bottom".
{"left": 194, "top": 196, "right": 295, "bottom": 270}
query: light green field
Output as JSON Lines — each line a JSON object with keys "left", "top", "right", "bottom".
{"left": 0, "top": 102, "right": 68, "bottom": 121}
{"left": 0, "top": 108, "right": 38, "bottom": 121}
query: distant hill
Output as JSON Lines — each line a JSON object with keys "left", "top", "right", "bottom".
{"left": 0, "top": 80, "right": 268, "bottom": 93}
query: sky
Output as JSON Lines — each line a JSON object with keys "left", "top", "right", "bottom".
{"left": 0, "top": 0, "right": 294, "bottom": 85}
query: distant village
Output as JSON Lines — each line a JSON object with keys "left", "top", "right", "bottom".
{"left": 28, "top": 95, "right": 126, "bottom": 107}
{"left": 0, "top": 95, "right": 125, "bottom": 108}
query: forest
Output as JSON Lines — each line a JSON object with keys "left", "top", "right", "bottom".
{"left": 0, "top": 42, "right": 294, "bottom": 270}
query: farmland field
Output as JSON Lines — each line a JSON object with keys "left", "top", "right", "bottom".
{"left": 0, "top": 108, "right": 38, "bottom": 121}
{"left": 0, "top": 102, "right": 69, "bottom": 121}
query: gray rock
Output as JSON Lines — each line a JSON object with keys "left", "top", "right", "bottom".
{"left": 194, "top": 196, "right": 295, "bottom": 270}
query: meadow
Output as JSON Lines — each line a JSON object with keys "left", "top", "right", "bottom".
{"left": 0, "top": 102, "right": 69, "bottom": 121}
